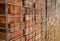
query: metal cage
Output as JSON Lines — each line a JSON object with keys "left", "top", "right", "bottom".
{"left": 0, "top": 0, "right": 56, "bottom": 41}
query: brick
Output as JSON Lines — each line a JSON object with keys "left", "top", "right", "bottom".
{"left": 0, "top": 4, "right": 25, "bottom": 15}
{"left": 40, "top": 0, "right": 46, "bottom": 5}
{"left": 15, "top": 39, "right": 20, "bottom": 41}
{"left": 8, "top": 0, "right": 15, "bottom": 4}
{"left": 23, "top": 0, "right": 36, "bottom": 7}
{"left": 26, "top": 21, "right": 33, "bottom": 28}
{"left": 34, "top": 24, "right": 41, "bottom": 35}
{"left": 37, "top": 25, "right": 41, "bottom": 35}
{"left": 25, "top": 14, "right": 33, "bottom": 22}
{"left": 20, "top": 22, "right": 25, "bottom": 29}
{"left": 27, "top": 8, "right": 33, "bottom": 14}
{"left": 35, "top": 34, "right": 41, "bottom": 41}
{"left": 24, "top": 27, "right": 35, "bottom": 41}
{"left": 15, "top": 36, "right": 25, "bottom": 41}
{"left": 0, "top": 0, "right": 22, "bottom": 6}
{"left": 41, "top": 22, "right": 46, "bottom": 28}
{"left": 29, "top": 38, "right": 35, "bottom": 41}
{"left": 29, "top": 39, "right": 33, "bottom": 41}
{"left": 0, "top": 0, "right": 23, "bottom": 15}
{"left": 9, "top": 23, "right": 21, "bottom": 32}
{"left": 41, "top": 31, "right": 46, "bottom": 39}
{"left": 0, "top": 15, "right": 15, "bottom": 24}
{"left": 35, "top": 2, "right": 41, "bottom": 10}
{"left": 0, "top": 28, "right": 24, "bottom": 40}
{"left": 10, "top": 29, "right": 23, "bottom": 39}
{"left": 9, "top": 6, "right": 26, "bottom": 15}
{"left": 20, "top": 7, "right": 26, "bottom": 14}
{"left": 0, "top": 14, "right": 24, "bottom": 23}
{"left": 0, "top": 16, "right": 6, "bottom": 24}
{"left": 0, "top": 32, "right": 6, "bottom": 40}
{"left": 0, "top": 23, "right": 21, "bottom": 33}
{"left": 24, "top": 0, "right": 32, "bottom": 7}
{"left": 35, "top": 9, "right": 41, "bottom": 14}
{"left": 35, "top": 14, "right": 42, "bottom": 24}
{"left": 24, "top": 0, "right": 36, "bottom": 2}
{"left": 0, "top": 4, "right": 5, "bottom": 14}
{"left": 26, "top": 31, "right": 35, "bottom": 41}
{"left": 35, "top": 1, "right": 45, "bottom": 9}
{"left": 25, "top": 27, "right": 35, "bottom": 35}
{"left": 21, "top": 36, "right": 25, "bottom": 41}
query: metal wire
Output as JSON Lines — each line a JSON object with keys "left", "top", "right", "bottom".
{"left": 5, "top": 0, "right": 9, "bottom": 41}
{"left": 0, "top": 0, "right": 57, "bottom": 41}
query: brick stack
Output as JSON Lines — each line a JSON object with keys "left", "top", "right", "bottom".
{"left": 0, "top": 0, "right": 25, "bottom": 41}
{"left": 0, "top": 0, "right": 56, "bottom": 41}
{"left": 24, "top": 0, "right": 36, "bottom": 7}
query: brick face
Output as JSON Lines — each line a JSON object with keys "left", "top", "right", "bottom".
{"left": 35, "top": 2, "right": 41, "bottom": 10}
{"left": 8, "top": 0, "right": 22, "bottom": 5}
{"left": 15, "top": 36, "right": 25, "bottom": 41}
{"left": 0, "top": 0, "right": 56, "bottom": 41}
{"left": 0, "top": 28, "right": 24, "bottom": 40}
{"left": 24, "top": 27, "right": 35, "bottom": 41}
{"left": 9, "top": 6, "right": 26, "bottom": 15}
{"left": 35, "top": 34, "right": 41, "bottom": 41}
{"left": 0, "top": 4, "right": 5, "bottom": 14}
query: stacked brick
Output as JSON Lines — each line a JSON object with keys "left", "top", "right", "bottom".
{"left": 0, "top": 0, "right": 56, "bottom": 41}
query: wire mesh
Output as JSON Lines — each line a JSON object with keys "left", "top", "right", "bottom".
{"left": 0, "top": 0, "right": 56, "bottom": 41}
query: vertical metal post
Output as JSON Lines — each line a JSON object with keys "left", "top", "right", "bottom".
{"left": 14, "top": 0, "right": 16, "bottom": 41}
{"left": 45, "top": 0, "right": 48, "bottom": 41}
{"left": 5, "top": 0, "right": 9, "bottom": 41}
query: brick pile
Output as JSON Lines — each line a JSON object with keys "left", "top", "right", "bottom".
{"left": 0, "top": 0, "right": 56, "bottom": 41}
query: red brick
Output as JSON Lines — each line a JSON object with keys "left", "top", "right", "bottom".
{"left": 0, "top": 14, "right": 24, "bottom": 23}
{"left": 35, "top": 2, "right": 41, "bottom": 10}
{"left": 40, "top": 0, "right": 46, "bottom": 5}
{"left": 25, "top": 27, "right": 35, "bottom": 34}
{"left": 0, "top": 4, "right": 5, "bottom": 14}
{"left": 9, "top": 29, "right": 23, "bottom": 39}
{"left": 35, "top": 34, "right": 41, "bottom": 41}
{"left": 34, "top": 24, "right": 41, "bottom": 35}
{"left": 41, "top": 22, "right": 46, "bottom": 27}
{"left": 21, "top": 36, "right": 25, "bottom": 41}
{"left": 24, "top": 0, "right": 36, "bottom": 2}
{"left": 0, "top": 28, "right": 24, "bottom": 40}
{"left": 24, "top": 0, "right": 33, "bottom": 7}
{"left": 9, "top": 6, "right": 26, "bottom": 15}
{"left": 8, "top": 0, "right": 22, "bottom": 5}
{"left": 0, "top": 32, "right": 6, "bottom": 40}
{"left": 35, "top": 9, "right": 41, "bottom": 14}
{"left": 15, "top": 39, "right": 20, "bottom": 41}
{"left": 9, "top": 23, "right": 20, "bottom": 31}
{"left": 29, "top": 39, "right": 33, "bottom": 41}
{"left": 26, "top": 8, "right": 33, "bottom": 14}
{"left": 0, "top": 16, "right": 6, "bottom": 24}
{"left": 25, "top": 14, "right": 33, "bottom": 22}
{"left": 15, "top": 36, "right": 25, "bottom": 41}
{"left": 0, "top": 15, "right": 15, "bottom": 24}
{"left": 26, "top": 31, "right": 35, "bottom": 41}
{"left": 20, "top": 22, "right": 25, "bottom": 29}
{"left": 29, "top": 38, "right": 35, "bottom": 41}
{"left": 26, "top": 21, "right": 33, "bottom": 28}
{"left": 0, "top": 4, "right": 25, "bottom": 15}
{"left": 25, "top": 27, "right": 35, "bottom": 41}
